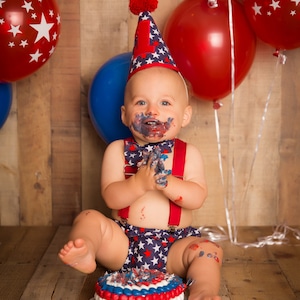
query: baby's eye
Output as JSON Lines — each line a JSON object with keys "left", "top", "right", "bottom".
{"left": 136, "top": 100, "right": 146, "bottom": 106}
{"left": 161, "top": 100, "right": 171, "bottom": 106}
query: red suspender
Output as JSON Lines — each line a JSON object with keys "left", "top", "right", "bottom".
{"left": 118, "top": 138, "right": 186, "bottom": 229}
{"left": 169, "top": 139, "right": 186, "bottom": 228}
{"left": 118, "top": 206, "right": 130, "bottom": 222}
{"left": 118, "top": 137, "right": 135, "bottom": 221}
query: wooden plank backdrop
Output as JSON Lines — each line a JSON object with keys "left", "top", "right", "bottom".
{"left": 0, "top": 0, "right": 299, "bottom": 226}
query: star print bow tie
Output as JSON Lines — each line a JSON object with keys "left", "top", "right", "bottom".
{"left": 124, "top": 138, "right": 174, "bottom": 167}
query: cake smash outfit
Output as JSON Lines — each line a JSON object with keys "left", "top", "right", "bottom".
{"left": 116, "top": 137, "right": 201, "bottom": 273}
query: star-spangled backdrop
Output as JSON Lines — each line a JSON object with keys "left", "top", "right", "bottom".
{"left": 0, "top": 0, "right": 61, "bottom": 82}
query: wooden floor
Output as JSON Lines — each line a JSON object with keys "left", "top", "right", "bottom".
{"left": 0, "top": 226, "right": 299, "bottom": 300}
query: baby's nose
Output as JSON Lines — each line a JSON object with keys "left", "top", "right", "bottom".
{"left": 146, "top": 104, "right": 159, "bottom": 116}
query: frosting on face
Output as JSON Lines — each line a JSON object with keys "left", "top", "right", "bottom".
{"left": 131, "top": 113, "right": 173, "bottom": 138}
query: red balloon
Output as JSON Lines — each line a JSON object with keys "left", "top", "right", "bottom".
{"left": 164, "top": 0, "right": 256, "bottom": 101}
{"left": 0, "top": 0, "right": 61, "bottom": 82}
{"left": 244, "top": 0, "right": 300, "bottom": 50}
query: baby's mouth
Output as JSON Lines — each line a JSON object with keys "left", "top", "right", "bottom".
{"left": 144, "top": 118, "right": 161, "bottom": 127}
{"left": 132, "top": 114, "right": 173, "bottom": 138}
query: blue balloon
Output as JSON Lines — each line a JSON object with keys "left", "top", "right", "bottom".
{"left": 0, "top": 82, "right": 13, "bottom": 129}
{"left": 88, "top": 52, "right": 132, "bottom": 143}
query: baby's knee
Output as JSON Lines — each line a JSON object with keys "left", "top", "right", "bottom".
{"left": 73, "top": 209, "right": 104, "bottom": 224}
{"left": 184, "top": 238, "right": 223, "bottom": 265}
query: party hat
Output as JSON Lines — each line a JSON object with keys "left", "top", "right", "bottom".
{"left": 128, "top": 0, "right": 179, "bottom": 80}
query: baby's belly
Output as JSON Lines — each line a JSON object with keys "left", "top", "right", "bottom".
{"left": 111, "top": 191, "right": 193, "bottom": 229}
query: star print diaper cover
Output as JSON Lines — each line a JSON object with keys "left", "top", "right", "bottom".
{"left": 115, "top": 220, "right": 201, "bottom": 272}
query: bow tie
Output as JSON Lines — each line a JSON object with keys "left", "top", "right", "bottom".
{"left": 124, "top": 139, "right": 175, "bottom": 167}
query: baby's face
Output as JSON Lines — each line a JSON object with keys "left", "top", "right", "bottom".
{"left": 122, "top": 67, "right": 191, "bottom": 145}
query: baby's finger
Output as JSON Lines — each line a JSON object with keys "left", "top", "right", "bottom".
{"left": 147, "top": 152, "right": 158, "bottom": 168}
{"left": 155, "top": 174, "right": 168, "bottom": 188}
{"left": 137, "top": 159, "right": 147, "bottom": 168}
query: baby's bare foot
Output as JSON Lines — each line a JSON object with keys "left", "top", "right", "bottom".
{"left": 58, "top": 239, "right": 96, "bottom": 274}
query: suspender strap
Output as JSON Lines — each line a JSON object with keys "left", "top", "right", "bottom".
{"left": 171, "top": 139, "right": 186, "bottom": 178}
{"left": 118, "top": 206, "right": 130, "bottom": 221}
{"left": 118, "top": 138, "right": 135, "bottom": 221}
{"left": 168, "top": 139, "right": 186, "bottom": 228}
{"left": 118, "top": 138, "right": 186, "bottom": 228}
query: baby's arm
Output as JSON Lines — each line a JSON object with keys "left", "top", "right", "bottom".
{"left": 101, "top": 140, "right": 160, "bottom": 210}
{"left": 158, "top": 143, "right": 208, "bottom": 210}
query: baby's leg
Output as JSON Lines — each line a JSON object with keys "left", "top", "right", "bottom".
{"left": 58, "top": 209, "right": 128, "bottom": 273}
{"left": 167, "top": 237, "right": 223, "bottom": 300}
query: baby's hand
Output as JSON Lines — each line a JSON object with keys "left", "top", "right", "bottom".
{"left": 155, "top": 169, "right": 171, "bottom": 189}
{"left": 147, "top": 147, "right": 171, "bottom": 189}
{"left": 135, "top": 152, "right": 159, "bottom": 191}
{"left": 135, "top": 147, "right": 170, "bottom": 190}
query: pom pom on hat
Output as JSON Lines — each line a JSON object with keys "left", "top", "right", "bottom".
{"left": 129, "top": 0, "right": 158, "bottom": 15}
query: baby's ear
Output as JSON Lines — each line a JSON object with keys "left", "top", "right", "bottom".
{"left": 182, "top": 105, "right": 192, "bottom": 127}
{"left": 121, "top": 105, "right": 128, "bottom": 126}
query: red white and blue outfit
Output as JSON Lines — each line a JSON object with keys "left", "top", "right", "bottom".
{"left": 115, "top": 138, "right": 201, "bottom": 273}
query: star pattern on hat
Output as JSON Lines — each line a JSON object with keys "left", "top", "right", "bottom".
{"left": 128, "top": 11, "right": 178, "bottom": 79}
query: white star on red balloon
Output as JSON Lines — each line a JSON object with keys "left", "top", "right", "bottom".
{"left": 29, "top": 49, "right": 43, "bottom": 62}
{"left": 49, "top": 45, "right": 55, "bottom": 55}
{"left": 0, "top": 0, "right": 5, "bottom": 9}
{"left": 291, "top": 0, "right": 300, "bottom": 6}
{"left": 20, "top": 40, "right": 29, "bottom": 48}
{"left": 30, "top": 13, "right": 54, "bottom": 43}
{"left": 22, "top": 1, "right": 34, "bottom": 13}
{"left": 252, "top": 2, "right": 262, "bottom": 15}
{"left": 8, "top": 24, "right": 22, "bottom": 37}
{"left": 270, "top": 0, "right": 281, "bottom": 10}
